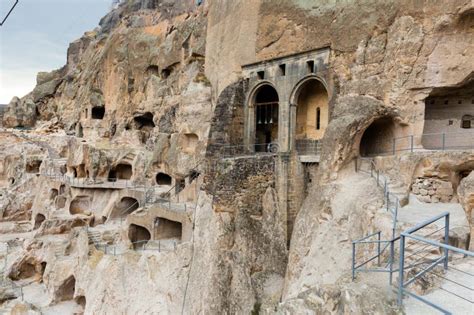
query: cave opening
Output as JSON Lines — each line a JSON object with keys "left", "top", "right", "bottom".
{"left": 128, "top": 224, "right": 151, "bottom": 249}
{"left": 91, "top": 106, "right": 105, "bottom": 120}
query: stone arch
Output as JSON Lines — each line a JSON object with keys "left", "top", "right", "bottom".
{"left": 34, "top": 213, "right": 46, "bottom": 229}
{"left": 156, "top": 172, "right": 172, "bottom": 185}
{"left": 69, "top": 196, "right": 91, "bottom": 215}
{"left": 291, "top": 76, "right": 329, "bottom": 141}
{"left": 247, "top": 83, "right": 280, "bottom": 152}
{"left": 110, "top": 197, "right": 139, "bottom": 219}
{"left": 359, "top": 116, "right": 398, "bottom": 157}
{"left": 128, "top": 224, "right": 151, "bottom": 249}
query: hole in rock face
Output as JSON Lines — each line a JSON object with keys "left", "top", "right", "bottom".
{"left": 161, "top": 68, "right": 171, "bottom": 79}
{"left": 359, "top": 117, "right": 397, "bottom": 157}
{"left": 92, "top": 106, "right": 105, "bottom": 120}
{"left": 156, "top": 172, "right": 172, "bottom": 185}
{"left": 59, "top": 184, "right": 66, "bottom": 195}
{"left": 257, "top": 71, "right": 265, "bottom": 80}
{"left": 147, "top": 65, "right": 160, "bottom": 76}
{"left": 50, "top": 189, "right": 59, "bottom": 200}
{"left": 34, "top": 213, "right": 46, "bottom": 229}
{"left": 26, "top": 160, "right": 42, "bottom": 173}
{"left": 115, "top": 164, "right": 132, "bottom": 180}
{"left": 133, "top": 112, "right": 155, "bottom": 129}
{"left": 56, "top": 275, "right": 76, "bottom": 302}
{"left": 154, "top": 218, "right": 182, "bottom": 240}
{"left": 69, "top": 196, "right": 91, "bottom": 215}
{"left": 75, "top": 296, "right": 86, "bottom": 309}
{"left": 128, "top": 224, "right": 151, "bottom": 249}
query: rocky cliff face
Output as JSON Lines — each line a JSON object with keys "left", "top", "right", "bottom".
{"left": 0, "top": 0, "right": 473, "bottom": 314}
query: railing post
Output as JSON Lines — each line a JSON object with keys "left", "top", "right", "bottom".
{"left": 444, "top": 213, "right": 450, "bottom": 270}
{"left": 397, "top": 234, "right": 406, "bottom": 306}
{"left": 389, "top": 240, "right": 394, "bottom": 285}
{"left": 351, "top": 242, "right": 356, "bottom": 281}
{"left": 376, "top": 170, "right": 380, "bottom": 186}
{"left": 355, "top": 158, "right": 358, "bottom": 172}
{"left": 377, "top": 232, "right": 381, "bottom": 266}
{"left": 386, "top": 192, "right": 389, "bottom": 212}
{"left": 410, "top": 135, "right": 414, "bottom": 153}
{"left": 442, "top": 133, "right": 446, "bottom": 151}
{"left": 392, "top": 138, "right": 396, "bottom": 155}
{"left": 159, "top": 240, "right": 161, "bottom": 252}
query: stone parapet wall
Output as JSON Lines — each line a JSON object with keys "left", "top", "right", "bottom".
{"left": 412, "top": 177, "right": 454, "bottom": 203}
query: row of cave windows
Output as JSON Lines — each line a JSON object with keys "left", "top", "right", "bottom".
{"left": 254, "top": 60, "right": 317, "bottom": 80}
{"left": 428, "top": 99, "right": 474, "bottom": 105}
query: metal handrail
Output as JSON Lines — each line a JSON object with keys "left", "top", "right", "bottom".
{"left": 397, "top": 212, "right": 474, "bottom": 313}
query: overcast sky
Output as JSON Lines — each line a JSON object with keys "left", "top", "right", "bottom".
{"left": 0, "top": 0, "right": 111, "bottom": 104}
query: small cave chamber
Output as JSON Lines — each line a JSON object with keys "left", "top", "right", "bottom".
{"left": 109, "top": 163, "right": 133, "bottom": 181}
{"left": 154, "top": 218, "right": 182, "bottom": 241}
{"left": 133, "top": 112, "right": 155, "bottom": 144}
{"left": 422, "top": 77, "right": 474, "bottom": 150}
{"left": 26, "top": 160, "right": 42, "bottom": 174}
{"left": 91, "top": 106, "right": 105, "bottom": 120}
{"left": 55, "top": 275, "right": 76, "bottom": 302}
{"left": 128, "top": 224, "right": 151, "bottom": 249}
{"left": 34, "top": 213, "right": 46, "bottom": 229}
{"left": 50, "top": 188, "right": 59, "bottom": 200}
{"left": 69, "top": 196, "right": 91, "bottom": 215}
{"left": 156, "top": 172, "right": 172, "bottom": 185}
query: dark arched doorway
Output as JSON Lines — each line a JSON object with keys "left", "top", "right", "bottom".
{"left": 359, "top": 117, "right": 397, "bottom": 157}
{"left": 253, "top": 85, "right": 279, "bottom": 152}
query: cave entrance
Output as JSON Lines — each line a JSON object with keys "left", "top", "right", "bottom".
{"left": 110, "top": 197, "right": 139, "bottom": 219}
{"left": 154, "top": 218, "right": 182, "bottom": 240}
{"left": 295, "top": 79, "right": 329, "bottom": 141}
{"left": 359, "top": 117, "right": 398, "bottom": 157}
{"left": 109, "top": 164, "right": 132, "bottom": 181}
{"left": 253, "top": 85, "right": 279, "bottom": 152}
{"left": 26, "top": 160, "right": 42, "bottom": 174}
{"left": 156, "top": 172, "right": 172, "bottom": 185}
{"left": 34, "top": 213, "right": 46, "bottom": 229}
{"left": 422, "top": 77, "right": 474, "bottom": 149}
{"left": 91, "top": 106, "right": 105, "bottom": 120}
{"left": 133, "top": 112, "right": 155, "bottom": 144}
{"left": 69, "top": 196, "right": 91, "bottom": 215}
{"left": 55, "top": 275, "right": 76, "bottom": 302}
{"left": 128, "top": 224, "right": 151, "bottom": 249}
{"left": 50, "top": 188, "right": 59, "bottom": 200}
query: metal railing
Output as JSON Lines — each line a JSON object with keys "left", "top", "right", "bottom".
{"left": 368, "top": 131, "right": 474, "bottom": 156}
{"left": 212, "top": 142, "right": 279, "bottom": 159}
{"left": 295, "top": 139, "right": 321, "bottom": 156}
{"left": 94, "top": 239, "right": 179, "bottom": 255}
{"left": 397, "top": 212, "right": 474, "bottom": 313}
{"left": 352, "top": 158, "right": 401, "bottom": 281}
{"left": 355, "top": 158, "right": 399, "bottom": 237}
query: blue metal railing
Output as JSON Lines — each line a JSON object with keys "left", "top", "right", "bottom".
{"left": 397, "top": 212, "right": 474, "bottom": 313}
